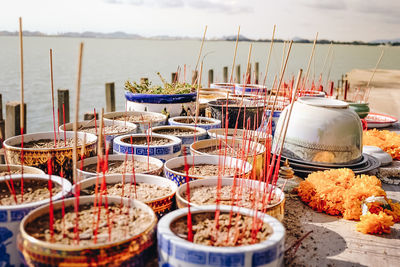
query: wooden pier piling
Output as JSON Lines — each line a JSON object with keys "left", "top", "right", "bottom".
{"left": 223, "top": 66, "right": 228, "bottom": 83}
{"left": 235, "top": 65, "right": 241, "bottom": 84}
{"left": 105, "top": 82, "right": 116, "bottom": 112}
{"left": 208, "top": 69, "right": 214, "bottom": 87}
{"left": 255, "top": 62, "right": 259, "bottom": 84}
{"left": 5, "top": 101, "right": 26, "bottom": 138}
{"left": 57, "top": 89, "right": 70, "bottom": 124}
{"left": 192, "top": 70, "right": 198, "bottom": 85}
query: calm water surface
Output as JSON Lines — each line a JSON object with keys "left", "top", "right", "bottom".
{"left": 0, "top": 36, "right": 399, "bottom": 132}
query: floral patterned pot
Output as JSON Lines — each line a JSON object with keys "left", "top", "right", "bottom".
{"left": 103, "top": 110, "right": 167, "bottom": 133}
{"left": 3, "top": 131, "right": 97, "bottom": 181}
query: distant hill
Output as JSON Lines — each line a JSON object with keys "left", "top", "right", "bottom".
{"left": 0, "top": 30, "right": 399, "bottom": 46}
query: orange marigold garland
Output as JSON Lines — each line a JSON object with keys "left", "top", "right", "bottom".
{"left": 296, "top": 168, "right": 400, "bottom": 234}
{"left": 356, "top": 212, "right": 394, "bottom": 234}
{"left": 363, "top": 129, "right": 400, "bottom": 160}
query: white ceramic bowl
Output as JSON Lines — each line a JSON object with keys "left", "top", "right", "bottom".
{"left": 273, "top": 97, "right": 363, "bottom": 164}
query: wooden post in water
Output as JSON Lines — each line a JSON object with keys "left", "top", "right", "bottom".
{"left": 192, "top": 70, "right": 198, "bottom": 85}
{"left": 208, "top": 69, "right": 214, "bottom": 87}
{"left": 223, "top": 66, "right": 228, "bottom": 83}
{"left": 171, "top": 72, "right": 177, "bottom": 83}
{"left": 255, "top": 62, "right": 259, "bottom": 84}
{"left": 105, "top": 82, "right": 116, "bottom": 112}
{"left": 0, "top": 94, "right": 4, "bottom": 144}
{"left": 5, "top": 101, "right": 26, "bottom": 138}
{"left": 57, "top": 89, "right": 70, "bottom": 123}
{"left": 235, "top": 65, "right": 241, "bottom": 84}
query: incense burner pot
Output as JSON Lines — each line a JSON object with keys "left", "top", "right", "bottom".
{"left": 60, "top": 119, "right": 137, "bottom": 154}
{"left": 148, "top": 125, "right": 208, "bottom": 154}
{"left": 75, "top": 174, "right": 177, "bottom": 217}
{"left": 235, "top": 84, "right": 269, "bottom": 95}
{"left": 76, "top": 154, "right": 164, "bottom": 181}
{"left": 168, "top": 116, "right": 221, "bottom": 131}
{"left": 207, "top": 99, "right": 265, "bottom": 129}
{"left": 104, "top": 110, "right": 167, "bottom": 133}
{"left": 3, "top": 131, "right": 97, "bottom": 181}
{"left": 0, "top": 174, "right": 71, "bottom": 267}
{"left": 0, "top": 164, "right": 45, "bottom": 176}
{"left": 273, "top": 97, "right": 363, "bottom": 164}
{"left": 164, "top": 155, "right": 252, "bottom": 186}
{"left": 157, "top": 205, "right": 285, "bottom": 267}
{"left": 210, "top": 83, "right": 236, "bottom": 93}
{"left": 175, "top": 178, "right": 285, "bottom": 221}
{"left": 207, "top": 128, "right": 270, "bottom": 144}
{"left": 113, "top": 133, "right": 182, "bottom": 162}
{"left": 124, "top": 91, "right": 197, "bottom": 118}
{"left": 190, "top": 138, "right": 265, "bottom": 179}
{"left": 18, "top": 196, "right": 157, "bottom": 266}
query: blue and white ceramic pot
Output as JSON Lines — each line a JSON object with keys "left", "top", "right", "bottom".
{"left": 74, "top": 173, "right": 177, "bottom": 217}
{"left": 148, "top": 125, "right": 208, "bottom": 154}
{"left": 103, "top": 111, "right": 167, "bottom": 133}
{"left": 125, "top": 91, "right": 197, "bottom": 118}
{"left": 175, "top": 178, "right": 285, "bottom": 221}
{"left": 157, "top": 205, "right": 285, "bottom": 267}
{"left": 0, "top": 174, "right": 71, "bottom": 267}
{"left": 113, "top": 133, "right": 181, "bottom": 162}
{"left": 18, "top": 196, "right": 157, "bottom": 266}
{"left": 235, "top": 84, "right": 269, "bottom": 95}
{"left": 257, "top": 110, "right": 282, "bottom": 137}
{"left": 210, "top": 83, "right": 236, "bottom": 93}
{"left": 60, "top": 119, "right": 137, "bottom": 154}
{"left": 76, "top": 154, "right": 164, "bottom": 181}
{"left": 168, "top": 116, "right": 221, "bottom": 131}
{"left": 164, "top": 155, "right": 252, "bottom": 186}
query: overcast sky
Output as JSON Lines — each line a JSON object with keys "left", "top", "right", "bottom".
{"left": 0, "top": 0, "right": 399, "bottom": 41}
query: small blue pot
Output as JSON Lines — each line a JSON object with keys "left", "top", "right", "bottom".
{"left": 113, "top": 133, "right": 182, "bottom": 162}
{"left": 168, "top": 116, "right": 221, "bottom": 131}
{"left": 125, "top": 91, "right": 197, "bottom": 104}
{"left": 258, "top": 110, "right": 282, "bottom": 136}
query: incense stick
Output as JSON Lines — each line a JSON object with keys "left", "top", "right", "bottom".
{"left": 18, "top": 17, "right": 25, "bottom": 202}
{"left": 194, "top": 25, "right": 208, "bottom": 72}
{"left": 366, "top": 48, "right": 385, "bottom": 88}
{"left": 245, "top": 44, "right": 253, "bottom": 84}
{"left": 301, "top": 32, "right": 318, "bottom": 92}
{"left": 195, "top": 62, "right": 203, "bottom": 123}
{"left": 229, "top": 26, "right": 240, "bottom": 84}
{"left": 72, "top": 42, "right": 84, "bottom": 185}
{"left": 263, "top": 25, "right": 276, "bottom": 86}
{"left": 49, "top": 49, "right": 57, "bottom": 148}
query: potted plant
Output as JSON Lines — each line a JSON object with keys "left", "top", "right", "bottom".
{"left": 124, "top": 73, "right": 197, "bottom": 117}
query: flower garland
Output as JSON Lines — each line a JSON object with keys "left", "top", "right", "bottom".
{"left": 363, "top": 129, "right": 400, "bottom": 160}
{"left": 296, "top": 168, "right": 400, "bottom": 234}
